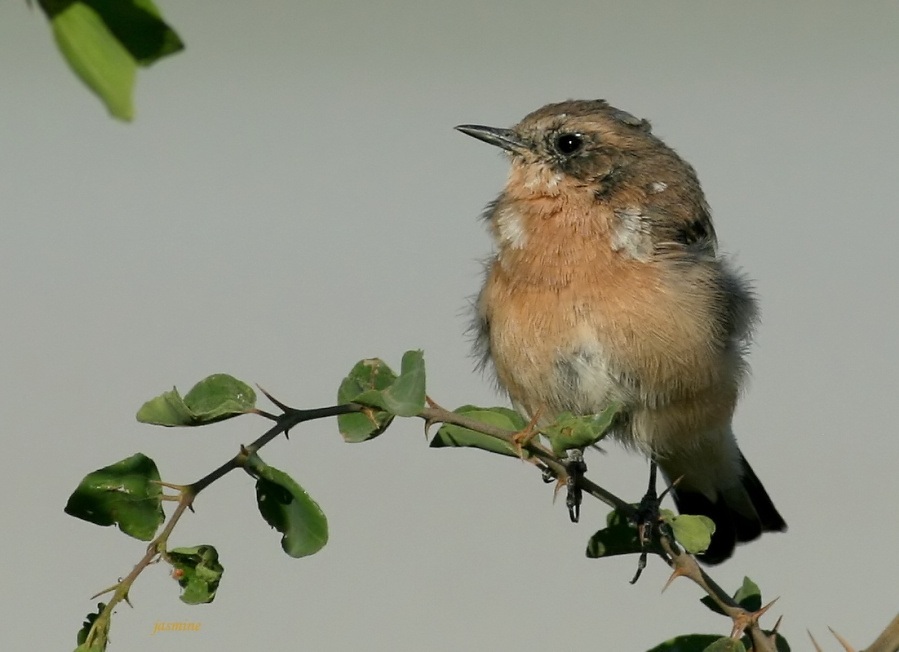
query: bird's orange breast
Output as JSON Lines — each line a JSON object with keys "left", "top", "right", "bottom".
{"left": 479, "top": 192, "right": 736, "bottom": 423}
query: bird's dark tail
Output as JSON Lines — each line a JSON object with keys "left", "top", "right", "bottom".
{"left": 668, "top": 454, "right": 787, "bottom": 565}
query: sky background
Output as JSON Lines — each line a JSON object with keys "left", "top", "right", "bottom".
{"left": 3, "top": 2, "right": 899, "bottom": 650}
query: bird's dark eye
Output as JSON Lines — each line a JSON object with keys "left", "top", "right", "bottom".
{"left": 555, "top": 133, "right": 584, "bottom": 155}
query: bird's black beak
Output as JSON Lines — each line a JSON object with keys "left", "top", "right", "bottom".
{"left": 455, "top": 124, "right": 529, "bottom": 155}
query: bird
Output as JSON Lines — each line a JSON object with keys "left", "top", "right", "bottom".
{"left": 455, "top": 99, "right": 786, "bottom": 564}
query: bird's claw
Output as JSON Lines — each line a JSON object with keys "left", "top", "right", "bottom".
{"left": 564, "top": 449, "right": 587, "bottom": 523}
{"left": 510, "top": 410, "right": 542, "bottom": 457}
{"left": 629, "top": 462, "right": 662, "bottom": 583}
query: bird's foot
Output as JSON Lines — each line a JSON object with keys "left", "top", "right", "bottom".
{"left": 510, "top": 409, "right": 542, "bottom": 458}
{"left": 563, "top": 449, "right": 587, "bottom": 523}
{"left": 634, "top": 461, "right": 663, "bottom": 545}
{"left": 630, "top": 461, "right": 662, "bottom": 584}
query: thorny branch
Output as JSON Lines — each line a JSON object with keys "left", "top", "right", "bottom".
{"left": 419, "top": 400, "right": 780, "bottom": 650}
{"left": 82, "top": 402, "right": 361, "bottom": 648}
{"left": 87, "top": 393, "right": 896, "bottom": 651}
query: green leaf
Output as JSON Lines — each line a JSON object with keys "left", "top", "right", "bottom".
{"left": 700, "top": 576, "right": 762, "bottom": 616}
{"left": 81, "top": 0, "right": 183, "bottom": 65}
{"left": 337, "top": 408, "right": 394, "bottom": 442}
{"left": 135, "top": 386, "right": 192, "bottom": 426}
{"left": 702, "top": 638, "right": 746, "bottom": 652}
{"left": 250, "top": 456, "right": 328, "bottom": 558}
{"left": 646, "top": 634, "right": 723, "bottom": 652}
{"left": 768, "top": 629, "right": 790, "bottom": 652}
{"left": 378, "top": 349, "right": 426, "bottom": 416}
{"left": 766, "top": 632, "right": 791, "bottom": 652}
{"left": 649, "top": 632, "right": 787, "bottom": 652}
{"left": 336, "top": 357, "right": 397, "bottom": 442}
{"left": 38, "top": 0, "right": 183, "bottom": 120}
{"left": 182, "top": 374, "right": 257, "bottom": 421}
{"left": 167, "top": 545, "right": 224, "bottom": 605}
{"left": 344, "top": 350, "right": 427, "bottom": 417}
{"left": 665, "top": 513, "right": 715, "bottom": 555}
{"left": 541, "top": 403, "right": 620, "bottom": 456}
{"left": 64, "top": 453, "right": 164, "bottom": 541}
{"left": 586, "top": 508, "right": 658, "bottom": 558}
{"left": 136, "top": 374, "right": 257, "bottom": 426}
{"left": 48, "top": 0, "right": 136, "bottom": 120}
{"left": 75, "top": 602, "right": 108, "bottom": 651}
{"left": 430, "top": 406, "right": 526, "bottom": 457}
{"left": 732, "top": 576, "right": 762, "bottom": 612}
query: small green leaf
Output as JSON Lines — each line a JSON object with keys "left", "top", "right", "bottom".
{"left": 541, "top": 403, "right": 620, "bottom": 456}
{"left": 339, "top": 358, "right": 397, "bottom": 404}
{"left": 665, "top": 513, "right": 715, "bottom": 555}
{"left": 430, "top": 406, "right": 526, "bottom": 457}
{"left": 702, "top": 638, "right": 746, "bottom": 652}
{"left": 167, "top": 545, "right": 224, "bottom": 605}
{"left": 136, "top": 374, "right": 256, "bottom": 426}
{"left": 700, "top": 575, "right": 762, "bottom": 616}
{"left": 378, "top": 349, "right": 426, "bottom": 416}
{"left": 732, "top": 576, "right": 762, "bottom": 612}
{"left": 336, "top": 408, "right": 394, "bottom": 443}
{"left": 336, "top": 357, "right": 397, "bottom": 442}
{"left": 48, "top": 1, "right": 136, "bottom": 120}
{"left": 182, "top": 374, "right": 256, "bottom": 421}
{"left": 75, "top": 602, "right": 108, "bottom": 651}
{"left": 344, "top": 350, "right": 427, "bottom": 417}
{"left": 64, "top": 453, "right": 164, "bottom": 541}
{"left": 249, "top": 456, "right": 328, "bottom": 558}
{"left": 135, "top": 386, "right": 193, "bottom": 426}
{"left": 646, "top": 634, "right": 723, "bottom": 652}
{"left": 586, "top": 508, "right": 659, "bottom": 558}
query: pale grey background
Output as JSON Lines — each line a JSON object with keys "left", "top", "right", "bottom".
{"left": 2, "top": 2, "right": 898, "bottom": 650}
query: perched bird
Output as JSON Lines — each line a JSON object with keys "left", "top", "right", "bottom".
{"left": 456, "top": 100, "right": 786, "bottom": 564}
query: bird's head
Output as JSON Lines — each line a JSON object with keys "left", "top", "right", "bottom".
{"left": 456, "top": 99, "right": 662, "bottom": 199}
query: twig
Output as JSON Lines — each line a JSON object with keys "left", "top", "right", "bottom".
{"left": 82, "top": 402, "right": 362, "bottom": 648}
{"left": 83, "top": 499, "right": 193, "bottom": 648}
{"left": 83, "top": 396, "right": 780, "bottom": 649}
{"left": 418, "top": 404, "right": 636, "bottom": 518}
{"left": 658, "top": 537, "right": 777, "bottom": 652}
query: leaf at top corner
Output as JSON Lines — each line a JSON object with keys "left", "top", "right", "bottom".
{"left": 82, "top": 0, "right": 184, "bottom": 66}
{"left": 136, "top": 374, "right": 256, "bottom": 426}
{"left": 64, "top": 453, "right": 164, "bottom": 540}
{"left": 430, "top": 405, "right": 526, "bottom": 457}
{"left": 249, "top": 456, "right": 328, "bottom": 558}
{"left": 48, "top": 0, "right": 136, "bottom": 120}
